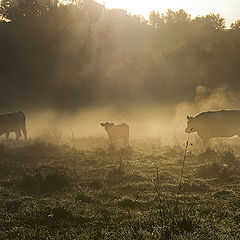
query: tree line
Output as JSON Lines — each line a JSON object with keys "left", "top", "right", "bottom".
{"left": 1, "top": 0, "right": 240, "bottom": 111}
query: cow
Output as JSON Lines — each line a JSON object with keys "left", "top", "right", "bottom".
{"left": 100, "top": 122, "right": 129, "bottom": 148}
{"left": 185, "top": 110, "right": 240, "bottom": 144}
{"left": 0, "top": 111, "right": 27, "bottom": 140}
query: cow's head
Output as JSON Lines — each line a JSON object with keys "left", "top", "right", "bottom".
{"left": 100, "top": 122, "right": 115, "bottom": 129}
{"left": 185, "top": 115, "right": 195, "bottom": 134}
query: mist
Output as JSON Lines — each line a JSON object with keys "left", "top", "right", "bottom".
{"left": 26, "top": 84, "right": 240, "bottom": 146}
{"left": 1, "top": 1, "right": 240, "bottom": 145}
{"left": 26, "top": 106, "right": 173, "bottom": 139}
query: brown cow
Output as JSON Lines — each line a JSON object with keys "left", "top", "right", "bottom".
{"left": 0, "top": 111, "right": 27, "bottom": 140}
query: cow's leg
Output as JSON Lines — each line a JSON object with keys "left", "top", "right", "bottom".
{"left": 5, "top": 132, "right": 10, "bottom": 140}
{"left": 124, "top": 138, "right": 129, "bottom": 147}
{"left": 22, "top": 128, "right": 27, "bottom": 139}
{"left": 15, "top": 130, "right": 21, "bottom": 141}
{"left": 202, "top": 138, "right": 209, "bottom": 150}
{"left": 109, "top": 137, "right": 116, "bottom": 151}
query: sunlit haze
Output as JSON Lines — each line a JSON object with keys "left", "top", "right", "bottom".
{"left": 97, "top": 0, "right": 240, "bottom": 26}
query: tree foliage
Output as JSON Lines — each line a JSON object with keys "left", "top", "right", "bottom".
{"left": 0, "top": 1, "right": 239, "bottom": 111}
{"left": 230, "top": 20, "right": 240, "bottom": 31}
{"left": 194, "top": 13, "right": 226, "bottom": 30}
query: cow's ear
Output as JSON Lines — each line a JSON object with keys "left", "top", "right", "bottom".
{"left": 110, "top": 123, "right": 114, "bottom": 126}
{"left": 100, "top": 123, "right": 104, "bottom": 127}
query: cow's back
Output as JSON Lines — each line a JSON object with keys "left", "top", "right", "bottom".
{"left": 109, "top": 123, "right": 129, "bottom": 139}
{"left": 196, "top": 110, "right": 240, "bottom": 124}
{"left": 0, "top": 111, "right": 26, "bottom": 131}
{"left": 195, "top": 110, "right": 240, "bottom": 138}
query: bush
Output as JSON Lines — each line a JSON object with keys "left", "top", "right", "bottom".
{"left": 75, "top": 193, "right": 92, "bottom": 203}
{"left": 197, "top": 162, "right": 223, "bottom": 178}
{"left": 19, "top": 167, "right": 72, "bottom": 194}
{"left": 106, "top": 162, "right": 125, "bottom": 184}
{"left": 87, "top": 179, "right": 103, "bottom": 190}
{"left": 182, "top": 182, "right": 209, "bottom": 193}
{"left": 116, "top": 196, "right": 141, "bottom": 208}
{"left": 220, "top": 150, "right": 237, "bottom": 166}
{"left": 197, "top": 148, "right": 218, "bottom": 162}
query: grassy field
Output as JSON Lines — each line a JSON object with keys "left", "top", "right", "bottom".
{"left": 0, "top": 136, "right": 240, "bottom": 239}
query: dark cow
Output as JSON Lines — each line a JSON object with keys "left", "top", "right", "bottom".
{"left": 185, "top": 110, "right": 240, "bottom": 144}
{"left": 0, "top": 111, "right": 27, "bottom": 140}
{"left": 100, "top": 122, "right": 129, "bottom": 148}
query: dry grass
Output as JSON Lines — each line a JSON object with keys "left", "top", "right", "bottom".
{"left": 0, "top": 135, "right": 240, "bottom": 239}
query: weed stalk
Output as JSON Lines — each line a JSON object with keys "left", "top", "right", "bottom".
{"left": 177, "top": 135, "right": 190, "bottom": 195}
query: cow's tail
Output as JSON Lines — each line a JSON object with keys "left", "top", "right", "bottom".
{"left": 19, "top": 111, "right": 27, "bottom": 139}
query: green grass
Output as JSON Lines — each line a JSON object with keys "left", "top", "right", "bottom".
{"left": 0, "top": 138, "right": 240, "bottom": 239}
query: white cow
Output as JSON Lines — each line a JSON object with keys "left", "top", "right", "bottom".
{"left": 100, "top": 122, "right": 129, "bottom": 148}
{"left": 185, "top": 110, "right": 240, "bottom": 144}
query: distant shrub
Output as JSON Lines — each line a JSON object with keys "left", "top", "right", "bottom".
{"left": 38, "top": 128, "right": 63, "bottom": 144}
{"left": 19, "top": 173, "right": 43, "bottom": 193}
{"left": 119, "top": 182, "right": 152, "bottom": 194}
{"left": 197, "top": 148, "right": 219, "bottom": 162}
{"left": 182, "top": 182, "right": 209, "bottom": 193}
{"left": 106, "top": 161, "right": 125, "bottom": 184}
{"left": 75, "top": 193, "right": 92, "bottom": 203}
{"left": 220, "top": 150, "right": 237, "bottom": 166}
{"left": 0, "top": 163, "right": 12, "bottom": 179}
{"left": 122, "top": 173, "right": 147, "bottom": 183}
{"left": 196, "top": 161, "right": 238, "bottom": 180}
{"left": 196, "top": 148, "right": 240, "bottom": 180}
{"left": 116, "top": 196, "right": 141, "bottom": 208}
{"left": 49, "top": 206, "right": 74, "bottom": 220}
{"left": 20, "top": 141, "right": 67, "bottom": 155}
{"left": 197, "top": 162, "right": 223, "bottom": 178}
{"left": 5, "top": 200, "right": 22, "bottom": 213}
{"left": 0, "top": 143, "right": 5, "bottom": 153}
{"left": 156, "top": 171, "right": 173, "bottom": 181}
{"left": 165, "top": 144, "right": 184, "bottom": 159}
{"left": 213, "top": 190, "right": 232, "bottom": 198}
{"left": 108, "top": 145, "right": 133, "bottom": 157}
{"left": 44, "top": 172, "right": 70, "bottom": 192}
{"left": 87, "top": 179, "right": 103, "bottom": 190}
{"left": 19, "top": 167, "right": 72, "bottom": 194}
{"left": 24, "top": 205, "right": 91, "bottom": 229}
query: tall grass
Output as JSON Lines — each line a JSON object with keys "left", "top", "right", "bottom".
{"left": 149, "top": 135, "right": 198, "bottom": 238}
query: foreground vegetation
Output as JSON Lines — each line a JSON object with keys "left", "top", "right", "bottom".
{"left": 0, "top": 137, "right": 240, "bottom": 239}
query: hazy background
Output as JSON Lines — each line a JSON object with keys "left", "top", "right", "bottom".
{"left": 98, "top": 0, "right": 240, "bottom": 28}
{"left": 1, "top": 0, "right": 240, "bottom": 142}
